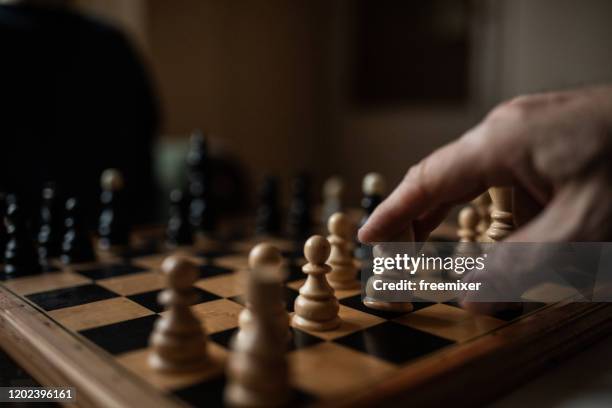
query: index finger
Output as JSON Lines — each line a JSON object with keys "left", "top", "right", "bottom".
{"left": 358, "top": 133, "right": 493, "bottom": 243}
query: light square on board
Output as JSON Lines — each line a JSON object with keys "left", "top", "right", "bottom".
{"left": 290, "top": 305, "right": 384, "bottom": 341}
{"left": 394, "top": 303, "right": 505, "bottom": 342}
{"left": 289, "top": 342, "right": 397, "bottom": 399}
{"left": 116, "top": 343, "right": 227, "bottom": 391}
{"left": 190, "top": 299, "right": 244, "bottom": 334}
{"left": 195, "top": 271, "right": 248, "bottom": 298}
{"left": 2, "top": 270, "right": 92, "bottom": 296}
{"left": 97, "top": 271, "right": 165, "bottom": 296}
{"left": 48, "top": 297, "right": 154, "bottom": 332}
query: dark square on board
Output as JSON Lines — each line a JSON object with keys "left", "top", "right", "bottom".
{"left": 339, "top": 294, "right": 435, "bottom": 319}
{"left": 79, "top": 314, "right": 158, "bottom": 355}
{"left": 127, "top": 287, "right": 221, "bottom": 313}
{"left": 75, "top": 263, "right": 147, "bottom": 280}
{"left": 334, "top": 321, "right": 454, "bottom": 364}
{"left": 26, "top": 284, "right": 119, "bottom": 311}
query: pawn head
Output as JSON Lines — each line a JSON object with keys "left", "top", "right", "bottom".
{"left": 101, "top": 168, "right": 124, "bottom": 191}
{"left": 304, "top": 235, "right": 330, "bottom": 265}
{"left": 458, "top": 206, "right": 479, "bottom": 229}
{"left": 248, "top": 243, "right": 282, "bottom": 270}
{"left": 362, "top": 172, "right": 385, "bottom": 196}
{"left": 161, "top": 255, "right": 199, "bottom": 290}
{"left": 328, "top": 212, "right": 353, "bottom": 239}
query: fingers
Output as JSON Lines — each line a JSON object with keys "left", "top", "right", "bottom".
{"left": 413, "top": 204, "right": 453, "bottom": 241}
{"left": 358, "top": 133, "right": 492, "bottom": 243}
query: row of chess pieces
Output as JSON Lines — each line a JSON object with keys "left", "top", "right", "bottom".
{"left": 457, "top": 187, "right": 516, "bottom": 244}
{"left": 0, "top": 168, "right": 126, "bottom": 277}
{"left": 149, "top": 212, "right": 362, "bottom": 406}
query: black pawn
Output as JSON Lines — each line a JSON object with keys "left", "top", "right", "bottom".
{"left": 167, "top": 189, "right": 193, "bottom": 247}
{"left": 61, "top": 197, "right": 96, "bottom": 264}
{"left": 287, "top": 174, "right": 312, "bottom": 241}
{"left": 0, "top": 193, "right": 7, "bottom": 263}
{"left": 98, "top": 169, "right": 130, "bottom": 251}
{"left": 38, "top": 183, "right": 63, "bottom": 263}
{"left": 255, "top": 176, "right": 281, "bottom": 236}
{"left": 187, "top": 130, "right": 215, "bottom": 232}
{"left": 4, "top": 196, "right": 42, "bottom": 277}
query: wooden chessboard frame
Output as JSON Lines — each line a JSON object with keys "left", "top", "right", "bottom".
{"left": 2, "top": 281, "right": 611, "bottom": 408}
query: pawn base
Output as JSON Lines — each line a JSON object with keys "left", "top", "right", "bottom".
{"left": 148, "top": 350, "right": 209, "bottom": 373}
{"left": 363, "top": 298, "right": 413, "bottom": 313}
{"left": 292, "top": 315, "right": 341, "bottom": 332}
{"left": 328, "top": 279, "right": 360, "bottom": 291}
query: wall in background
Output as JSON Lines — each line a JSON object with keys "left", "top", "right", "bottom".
{"left": 75, "top": 0, "right": 612, "bottom": 208}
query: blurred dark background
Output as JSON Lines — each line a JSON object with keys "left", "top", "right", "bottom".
{"left": 2, "top": 0, "right": 612, "bottom": 220}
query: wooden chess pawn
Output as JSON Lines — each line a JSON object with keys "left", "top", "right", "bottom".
{"left": 472, "top": 192, "right": 491, "bottom": 241}
{"left": 236, "top": 243, "right": 290, "bottom": 344}
{"left": 293, "top": 235, "right": 341, "bottom": 331}
{"left": 98, "top": 168, "right": 130, "bottom": 253}
{"left": 364, "top": 243, "right": 414, "bottom": 313}
{"left": 225, "top": 244, "right": 290, "bottom": 407}
{"left": 326, "top": 212, "right": 359, "bottom": 290}
{"left": 4, "top": 196, "right": 42, "bottom": 276}
{"left": 486, "top": 187, "right": 515, "bottom": 242}
{"left": 149, "top": 255, "right": 208, "bottom": 372}
{"left": 61, "top": 197, "right": 96, "bottom": 264}
{"left": 457, "top": 205, "right": 479, "bottom": 243}
{"left": 454, "top": 205, "right": 481, "bottom": 262}
{"left": 166, "top": 189, "right": 193, "bottom": 248}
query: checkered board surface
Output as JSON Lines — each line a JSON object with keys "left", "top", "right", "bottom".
{"left": 0, "top": 233, "right": 547, "bottom": 407}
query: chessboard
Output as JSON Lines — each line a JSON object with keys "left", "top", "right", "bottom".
{"left": 1, "top": 226, "right": 611, "bottom": 408}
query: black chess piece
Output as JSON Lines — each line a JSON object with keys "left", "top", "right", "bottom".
{"left": 98, "top": 169, "right": 130, "bottom": 252}
{"left": 4, "top": 195, "right": 42, "bottom": 277}
{"left": 0, "top": 192, "right": 7, "bottom": 263}
{"left": 186, "top": 130, "right": 216, "bottom": 233}
{"left": 287, "top": 174, "right": 312, "bottom": 241}
{"left": 37, "top": 183, "right": 64, "bottom": 264}
{"left": 167, "top": 189, "right": 193, "bottom": 247}
{"left": 61, "top": 197, "right": 96, "bottom": 264}
{"left": 255, "top": 176, "right": 281, "bottom": 236}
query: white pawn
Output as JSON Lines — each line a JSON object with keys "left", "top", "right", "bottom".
{"left": 327, "top": 212, "right": 359, "bottom": 290}
{"left": 486, "top": 187, "right": 515, "bottom": 242}
{"left": 149, "top": 255, "right": 208, "bottom": 372}
{"left": 293, "top": 235, "right": 341, "bottom": 331}
{"left": 457, "top": 205, "right": 479, "bottom": 243}
{"left": 225, "top": 243, "right": 290, "bottom": 407}
{"left": 237, "top": 243, "right": 290, "bottom": 343}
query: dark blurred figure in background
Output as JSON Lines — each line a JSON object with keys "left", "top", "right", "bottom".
{"left": 0, "top": 0, "right": 159, "bottom": 224}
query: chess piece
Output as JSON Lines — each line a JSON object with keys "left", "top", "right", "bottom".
{"left": 0, "top": 192, "right": 9, "bottom": 263}
{"left": 187, "top": 130, "right": 215, "bottom": 233}
{"left": 360, "top": 172, "right": 386, "bottom": 227}
{"left": 255, "top": 176, "right": 281, "bottom": 236}
{"left": 61, "top": 197, "right": 96, "bottom": 264}
{"left": 225, "top": 244, "right": 290, "bottom": 407}
{"left": 149, "top": 255, "right": 208, "bottom": 372}
{"left": 364, "top": 243, "right": 414, "bottom": 313}
{"left": 326, "top": 212, "right": 359, "bottom": 290}
{"left": 98, "top": 169, "right": 130, "bottom": 252}
{"left": 486, "top": 187, "right": 515, "bottom": 242}
{"left": 457, "top": 205, "right": 479, "bottom": 243}
{"left": 38, "top": 183, "right": 63, "bottom": 264}
{"left": 293, "top": 235, "right": 341, "bottom": 331}
{"left": 166, "top": 189, "right": 193, "bottom": 248}
{"left": 287, "top": 173, "right": 312, "bottom": 241}
{"left": 237, "top": 243, "right": 290, "bottom": 343}
{"left": 4, "top": 195, "right": 42, "bottom": 276}
{"left": 321, "top": 176, "right": 344, "bottom": 225}
{"left": 472, "top": 192, "right": 491, "bottom": 241}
